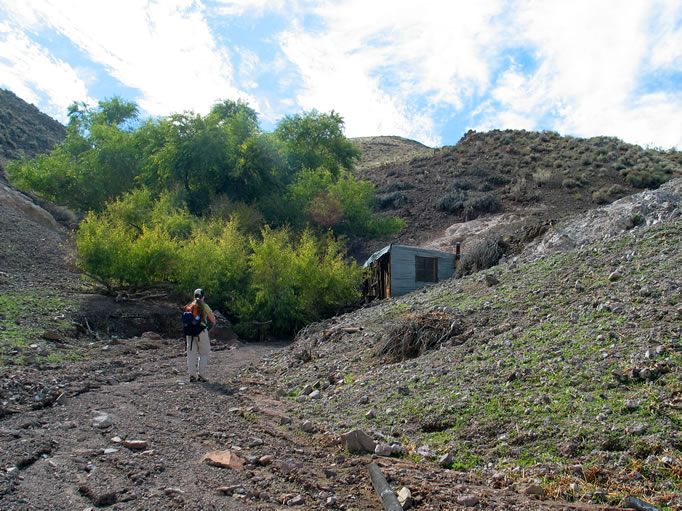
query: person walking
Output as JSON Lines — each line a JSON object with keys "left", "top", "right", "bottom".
{"left": 185, "top": 288, "right": 216, "bottom": 382}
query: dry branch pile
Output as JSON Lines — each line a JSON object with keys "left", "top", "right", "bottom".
{"left": 375, "top": 311, "right": 464, "bottom": 362}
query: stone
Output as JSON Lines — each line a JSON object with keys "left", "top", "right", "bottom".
{"left": 309, "top": 390, "right": 321, "bottom": 399}
{"left": 439, "top": 452, "right": 453, "bottom": 467}
{"left": 397, "top": 487, "right": 412, "bottom": 509}
{"left": 457, "top": 494, "right": 479, "bottom": 507}
{"left": 280, "top": 416, "right": 292, "bottom": 425}
{"left": 417, "top": 445, "right": 436, "bottom": 458}
{"left": 302, "top": 384, "right": 313, "bottom": 395}
{"left": 258, "top": 455, "right": 273, "bottom": 466}
{"left": 103, "top": 448, "right": 118, "bottom": 454}
{"left": 326, "top": 496, "right": 336, "bottom": 507}
{"left": 374, "top": 444, "right": 393, "bottom": 457}
{"left": 339, "top": 429, "right": 376, "bottom": 453}
{"left": 41, "top": 330, "right": 61, "bottom": 341}
{"left": 521, "top": 483, "right": 546, "bottom": 498}
{"left": 365, "top": 409, "right": 375, "bottom": 419}
{"left": 280, "top": 460, "right": 302, "bottom": 474}
{"left": 398, "top": 386, "right": 410, "bottom": 396}
{"left": 248, "top": 437, "right": 264, "bottom": 447}
{"left": 92, "top": 413, "right": 112, "bottom": 429}
{"left": 286, "top": 495, "right": 304, "bottom": 506}
{"left": 123, "top": 440, "right": 148, "bottom": 450}
{"left": 301, "top": 420, "right": 314, "bottom": 433}
{"left": 201, "top": 450, "right": 245, "bottom": 471}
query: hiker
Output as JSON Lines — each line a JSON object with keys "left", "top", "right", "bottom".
{"left": 185, "top": 288, "right": 216, "bottom": 382}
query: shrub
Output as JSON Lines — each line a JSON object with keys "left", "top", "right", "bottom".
{"left": 375, "top": 191, "right": 408, "bottom": 210}
{"left": 592, "top": 184, "right": 626, "bottom": 204}
{"left": 463, "top": 194, "right": 502, "bottom": 220}
{"left": 532, "top": 168, "right": 552, "bottom": 185}
{"left": 456, "top": 237, "right": 506, "bottom": 276}
{"left": 626, "top": 169, "right": 667, "bottom": 189}
{"left": 484, "top": 175, "right": 511, "bottom": 187}
{"left": 437, "top": 189, "right": 468, "bottom": 213}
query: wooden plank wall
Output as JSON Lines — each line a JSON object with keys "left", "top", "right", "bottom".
{"left": 389, "top": 245, "right": 456, "bottom": 297}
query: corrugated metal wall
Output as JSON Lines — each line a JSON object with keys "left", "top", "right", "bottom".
{"left": 389, "top": 245, "right": 457, "bottom": 297}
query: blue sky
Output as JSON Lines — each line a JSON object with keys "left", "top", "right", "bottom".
{"left": 1, "top": 0, "right": 681, "bottom": 149}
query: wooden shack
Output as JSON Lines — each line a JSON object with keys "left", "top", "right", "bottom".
{"left": 363, "top": 243, "right": 460, "bottom": 301}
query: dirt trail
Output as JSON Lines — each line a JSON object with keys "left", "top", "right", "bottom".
{"left": 0, "top": 337, "right": 621, "bottom": 510}
{"left": 0, "top": 340, "right": 377, "bottom": 510}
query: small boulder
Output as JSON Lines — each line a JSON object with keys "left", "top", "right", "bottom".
{"left": 340, "top": 429, "right": 376, "bottom": 453}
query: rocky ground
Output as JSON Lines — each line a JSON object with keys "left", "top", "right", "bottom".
{"left": 1, "top": 169, "right": 681, "bottom": 509}
{"left": 3, "top": 181, "right": 668, "bottom": 510}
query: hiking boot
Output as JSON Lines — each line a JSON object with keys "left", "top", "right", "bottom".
{"left": 197, "top": 375, "right": 208, "bottom": 382}
{"left": 189, "top": 375, "right": 197, "bottom": 382}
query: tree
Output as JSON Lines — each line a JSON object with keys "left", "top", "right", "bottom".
{"left": 274, "top": 110, "right": 360, "bottom": 178}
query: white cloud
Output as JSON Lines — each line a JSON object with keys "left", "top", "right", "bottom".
{"left": 0, "top": 21, "right": 93, "bottom": 121}
{"left": 2, "top": 0, "right": 255, "bottom": 118}
{"left": 213, "top": 0, "right": 288, "bottom": 17}
{"left": 278, "top": 0, "right": 505, "bottom": 145}
{"left": 476, "top": 0, "right": 682, "bottom": 148}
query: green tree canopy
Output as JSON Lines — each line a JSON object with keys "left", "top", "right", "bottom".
{"left": 274, "top": 109, "right": 360, "bottom": 178}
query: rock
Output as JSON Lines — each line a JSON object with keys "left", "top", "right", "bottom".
{"left": 164, "top": 487, "right": 185, "bottom": 495}
{"left": 286, "top": 494, "right": 304, "bottom": 506}
{"left": 457, "top": 494, "right": 479, "bottom": 507}
{"left": 216, "top": 485, "right": 242, "bottom": 495}
{"left": 123, "top": 440, "right": 148, "bottom": 450}
{"left": 309, "top": 390, "right": 321, "bottom": 399}
{"left": 608, "top": 270, "right": 621, "bottom": 282}
{"left": 201, "top": 450, "right": 245, "bottom": 471}
{"left": 417, "top": 445, "right": 436, "bottom": 458}
{"left": 280, "top": 460, "right": 302, "bottom": 474}
{"left": 280, "top": 416, "right": 292, "bottom": 425}
{"left": 326, "top": 496, "right": 336, "bottom": 507}
{"left": 390, "top": 443, "right": 407, "bottom": 456}
{"left": 439, "top": 452, "right": 453, "bottom": 467}
{"left": 365, "top": 409, "right": 375, "bottom": 419}
{"left": 301, "top": 420, "right": 314, "bottom": 433}
{"left": 302, "top": 384, "right": 313, "bottom": 395}
{"left": 42, "top": 330, "right": 61, "bottom": 342}
{"left": 339, "top": 429, "right": 376, "bottom": 453}
{"left": 397, "top": 487, "right": 412, "bottom": 509}
{"left": 258, "top": 455, "right": 273, "bottom": 466}
{"left": 521, "top": 483, "right": 546, "bottom": 498}
{"left": 374, "top": 444, "right": 393, "bottom": 457}
{"left": 103, "top": 448, "right": 118, "bottom": 454}
{"left": 92, "top": 413, "right": 112, "bottom": 429}
{"left": 358, "top": 396, "right": 369, "bottom": 405}
{"left": 398, "top": 386, "right": 410, "bottom": 396}
{"left": 248, "top": 437, "right": 264, "bottom": 447}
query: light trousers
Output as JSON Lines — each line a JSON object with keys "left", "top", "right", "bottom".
{"left": 186, "top": 328, "right": 210, "bottom": 378}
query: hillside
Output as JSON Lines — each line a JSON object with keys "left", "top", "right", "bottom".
{"left": 350, "top": 131, "right": 681, "bottom": 262}
{"left": 266, "top": 176, "right": 682, "bottom": 509}
{"left": 0, "top": 89, "right": 66, "bottom": 171}
{"left": 1, "top": 93, "right": 681, "bottom": 509}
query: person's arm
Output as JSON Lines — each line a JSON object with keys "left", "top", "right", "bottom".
{"left": 207, "top": 309, "right": 216, "bottom": 325}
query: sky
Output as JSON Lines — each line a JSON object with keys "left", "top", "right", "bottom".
{"left": 1, "top": 0, "right": 681, "bottom": 149}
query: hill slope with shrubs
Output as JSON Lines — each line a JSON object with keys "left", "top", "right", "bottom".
{"left": 263, "top": 176, "right": 682, "bottom": 509}
{"left": 0, "top": 89, "right": 65, "bottom": 167}
{"left": 351, "top": 130, "right": 682, "bottom": 262}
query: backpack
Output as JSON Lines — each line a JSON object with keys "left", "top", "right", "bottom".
{"left": 182, "top": 301, "right": 205, "bottom": 336}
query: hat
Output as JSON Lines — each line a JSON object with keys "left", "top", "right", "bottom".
{"left": 194, "top": 288, "right": 205, "bottom": 299}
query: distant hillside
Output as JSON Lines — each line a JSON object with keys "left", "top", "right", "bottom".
{"left": 351, "top": 130, "right": 682, "bottom": 261}
{"left": 0, "top": 88, "right": 66, "bottom": 165}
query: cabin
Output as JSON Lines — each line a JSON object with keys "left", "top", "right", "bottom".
{"left": 363, "top": 243, "right": 460, "bottom": 301}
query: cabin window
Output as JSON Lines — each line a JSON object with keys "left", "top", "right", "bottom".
{"left": 415, "top": 256, "right": 438, "bottom": 282}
